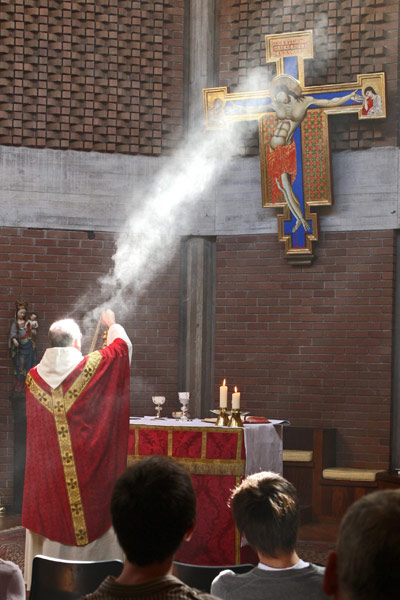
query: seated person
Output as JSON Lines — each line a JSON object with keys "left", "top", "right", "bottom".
{"left": 0, "top": 558, "right": 25, "bottom": 600}
{"left": 81, "top": 456, "right": 220, "bottom": 599}
{"left": 323, "top": 489, "right": 400, "bottom": 600}
{"left": 211, "top": 471, "right": 328, "bottom": 599}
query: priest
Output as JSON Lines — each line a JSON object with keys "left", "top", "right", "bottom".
{"left": 22, "top": 309, "right": 132, "bottom": 589}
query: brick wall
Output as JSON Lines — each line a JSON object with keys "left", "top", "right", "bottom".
{"left": 0, "top": 0, "right": 184, "bottom": 155}
{"left": 0, "top": 227, "right": 180, "bottom": 505}
{"left": 0, "top": 1, "right": 397, "bottom": 156}
{"left": 219, "top": 0, "right": 399, "bottom": 153}
{"left": 215, "top": 231, "right": 394, "bottom": 469}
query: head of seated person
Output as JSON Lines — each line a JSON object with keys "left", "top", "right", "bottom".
{"left": 324, "top": 489, "right": 400, "bottom": 600}
{"left": 80, "top": 456, "right": 220, "bottom": 599}
{"left": 232, "top": 471, "right": 299, "bottom": 566}
{"left": 111, "top": 455, "right": 196, "bottom": 568}
{"left": 210, "top": 471, "right": 327, "bottom": 600}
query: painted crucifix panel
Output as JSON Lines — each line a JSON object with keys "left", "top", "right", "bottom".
{"left": 203, "top": 30, "right": 386, "bottom": 264}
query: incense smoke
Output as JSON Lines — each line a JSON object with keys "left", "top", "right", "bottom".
{"left": 76, "top": 68, "right": 273, "bottom": 335}
{"left": 78, "top": 117, "right": 259, "bottom": 332}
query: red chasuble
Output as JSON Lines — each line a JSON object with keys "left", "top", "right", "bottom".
{"left": 22, "top": 338, "right": 130, "bottom": 546}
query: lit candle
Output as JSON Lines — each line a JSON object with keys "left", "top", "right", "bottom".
{"left": 219, "top": 379, "right": 228, "bottom": 408}
{"left": 232, "top": 386, "right": 240, "bottom": 410}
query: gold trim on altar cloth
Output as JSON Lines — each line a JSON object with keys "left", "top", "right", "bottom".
{"left": 26, "top": 351, "right": 103, "bottom": 545}
{"left": 201, "top": 431, "right": 207, "bottom": 459}
{"left": 128, "top": 425, "right": 245, "bottom": 476}
{"left": 127, "top": 455, "right": 246, "bottom": 477}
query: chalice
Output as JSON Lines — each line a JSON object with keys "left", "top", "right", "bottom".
{"left": 178, "top": 392, "right": 191, "bottom": 421}
{"left": 152, "top": 396, "right": 165, "bottom": 419}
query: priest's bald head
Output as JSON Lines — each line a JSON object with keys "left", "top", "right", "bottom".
{"left": 48, "top": 318, "right": 82, "bottom": 351}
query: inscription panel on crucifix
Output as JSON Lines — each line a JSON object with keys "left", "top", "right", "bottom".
{"left": 203, "top": 30, "right": 386, "bottom": 264}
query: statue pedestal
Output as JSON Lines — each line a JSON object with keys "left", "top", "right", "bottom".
{"left": 9, "top": 390, "right": 26, "bottom": 513}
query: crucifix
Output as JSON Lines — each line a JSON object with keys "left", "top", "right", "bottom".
{"left": 203, "top": 30, "right": 386, "bottom": 264}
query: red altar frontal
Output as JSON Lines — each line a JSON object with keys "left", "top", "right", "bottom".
{"left": 128, "top": 418, "right": 283, "bottom": 565}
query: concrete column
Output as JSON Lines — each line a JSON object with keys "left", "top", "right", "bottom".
{"left": 184, "top": 0, "right": 219, "bottom": 134}
{"left": 391, "top": 231, "right": 400, "bottom": 471}
{"left": 178, "top": 3, "right": 219, "bottom": 417}
{"left": 178, "top": 237, "right": 216, "bottom": 418}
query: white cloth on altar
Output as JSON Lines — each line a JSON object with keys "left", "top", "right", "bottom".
{"left": 243, "top": 423, "right": 283, "bottom": 476}
{"left": 130, "top": 417, "right": 217, "bottom": 427}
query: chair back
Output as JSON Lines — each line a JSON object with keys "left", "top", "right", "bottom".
{"left": 29, "top": 554, "right": 124, "bottom": 600}
{"left": 172, "top": 561, "right": 254, "bottom": 593}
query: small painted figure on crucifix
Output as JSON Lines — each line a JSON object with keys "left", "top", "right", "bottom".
{"left": 9, "top": 302, "right": 38, "bottom": 392}
{"left": 266, "top": 74, "right": 362, "bottom": 233}
{"left": 362, "top": 86, "right": 382, "bottom": 116}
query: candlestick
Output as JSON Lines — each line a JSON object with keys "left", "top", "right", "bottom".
{"left": 228, "top": 409, "right": 243, "bottom": 428}
{"left": 232, "top": 386, "right": 240, "bottom": 409}
{"left": 219, "top": 379, "right": 228, "bottom": 408}
{"left": 215, "top": 407, "right": 229, "bottom": 427}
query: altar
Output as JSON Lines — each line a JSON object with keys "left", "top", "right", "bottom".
{"left": 127, "top": 417, "right": 283, "bottom": 565}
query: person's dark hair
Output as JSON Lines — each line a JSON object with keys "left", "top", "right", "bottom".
{"left": 337, "top": 489, "right": 400, "bottom": 600}
{"left": 231, "top": 471, "right": 299, "bottom": 557}
{"left": 48, "top": 318, "right": 81, "bottom": 347}
{"left": 275, "top": 83, "right": 304, "bottom": 102}
{"left": 111, "top": 456, "right": 196, "bottom": 566}
{"left": 364, "top": 86, "right": 376, "bottom": 95}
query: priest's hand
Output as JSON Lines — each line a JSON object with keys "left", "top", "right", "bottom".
{"left": 101, "top": 309, "right": 116, "bottom": 328}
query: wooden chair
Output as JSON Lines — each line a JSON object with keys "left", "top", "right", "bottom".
{"left": 29, "top": 555, "right": 124, "bottom": 600}
{"left": 282, "top": 426, "right": 337, "bottom": 520}
{"left": 172, "top": 561, "right": 254, "bottom": 593}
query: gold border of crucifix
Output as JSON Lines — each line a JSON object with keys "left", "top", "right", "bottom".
{"left": 203, "top": 30, "right": 386, "bottom": 264}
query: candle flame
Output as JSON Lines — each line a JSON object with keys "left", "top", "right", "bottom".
{"left": 223, "top": 379, "right": 226, "bottom": 386}
{"left": 234, "top": 386, "right": 237, "bottom": 393}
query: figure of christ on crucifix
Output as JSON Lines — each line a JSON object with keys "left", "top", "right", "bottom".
{"left": 203, "top": 30, "right": 386, "bottom": 262}
{"left": 266, "top": 74, "right": 361, "bottom": 234}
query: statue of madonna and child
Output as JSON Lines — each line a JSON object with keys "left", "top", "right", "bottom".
{"left": 9, "top": 301, "right": 39, "bottom": 393}
{"left": 8, "top": 301, "right": 39, "bottom": 511}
